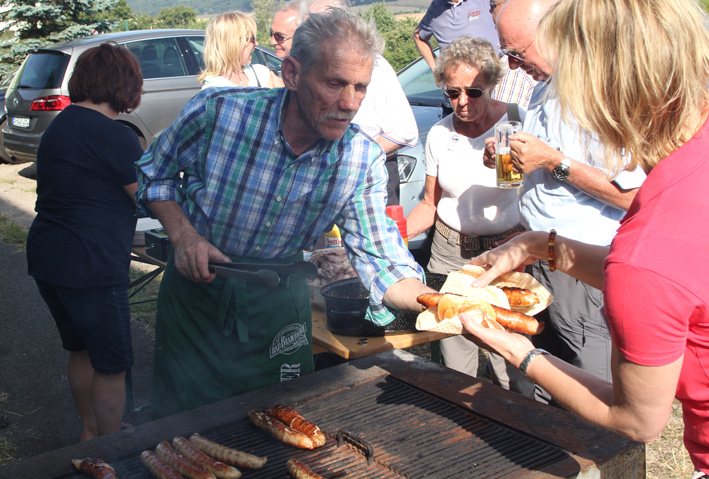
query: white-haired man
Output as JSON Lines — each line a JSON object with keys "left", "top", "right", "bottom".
{"left": 271, "top": 0, "right": 419, "bottom": 204}
{"left": 482, "top": 0, "right": 646, "bottom": 401}
{"left": 137, "top": 9, "right": 432, "bottom": 419}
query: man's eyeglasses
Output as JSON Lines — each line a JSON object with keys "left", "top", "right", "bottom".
{"left": 500, "top": 48, "right": 525, "bottom": 62}
{"left": 489, "top": 0, "right": 505, "bottom": 13}
{"left": 442, "top": 87, "right": 484, "bottom": 100}
{"left": 500, "top": 40, "right": 533, "bottom": 63}
{"left": 270, "top": 29, "right": 294, "bottom": 44}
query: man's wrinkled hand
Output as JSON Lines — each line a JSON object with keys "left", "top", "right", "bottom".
{"left": 173, "top": 232, "right": 230, "bottom": 283}
{"left": 510, "top": 133, "right": 563, "bottom": 174}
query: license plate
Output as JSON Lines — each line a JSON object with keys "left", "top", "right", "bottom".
{"left": 11, "top": 116, "right": 30, "bottom": 129}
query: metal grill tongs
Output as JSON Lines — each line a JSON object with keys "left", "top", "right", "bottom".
{"left": 208, "top": 261, "right": 318, "bottom": 289}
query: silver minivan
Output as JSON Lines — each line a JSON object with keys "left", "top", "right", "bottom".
{"left": 2, "top": 29, "right": 281, "bottom": 162}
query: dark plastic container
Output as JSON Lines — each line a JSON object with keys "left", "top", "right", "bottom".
{"left": 321, "top": 273, "right": 447, "bottom": 337}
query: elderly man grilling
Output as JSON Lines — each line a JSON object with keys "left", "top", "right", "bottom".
{"left": 135, "top": 8, "right": 432, "bottom": 419}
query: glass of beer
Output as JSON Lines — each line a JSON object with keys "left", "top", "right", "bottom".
{"left": 495, "top": 121, "right": 523, "bottom": 188}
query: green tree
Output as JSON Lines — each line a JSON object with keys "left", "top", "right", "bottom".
{"left": 95, "top": 0, "right": 134, "bottom": 22}
{"left": 361, "top": 3, "right": 420, "bottom": 71}
{"left": 94, "top": 0, "right": 138, "bottom": 31}
{"left": 2, "top": 0, "right": 118, "bottom": 40}
{"left": 155, "top": 6, "right": 200, "bottom": 28}
{"left": 128, "top": 13, "right": 160, "bottom": 31}
{"left": 0, "top": 0, "right": 119, "bottom": 78}
{"left": 252, "top": 0, "right": 285, "bottom": 46}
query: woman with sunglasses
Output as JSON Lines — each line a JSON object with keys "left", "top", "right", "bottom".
{"left": 199, "top": 11, "right": 278, "bottom": 89}
{"left": 407, "top": 35, "right": 526, "bottom": 386}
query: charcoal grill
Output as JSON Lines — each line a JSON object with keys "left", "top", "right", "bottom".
{"left": 0, "top": 350, "right": 645, "bottom": 479}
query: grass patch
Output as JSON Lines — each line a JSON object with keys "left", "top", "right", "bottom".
{"left": 0, "top": 215, "right": 27, "bottom": 248}
{"left": 647, "top": 399, "right": 694, "bottom": 478}
{"left": 128, "top": 266, "right": 161, "bottom": 330}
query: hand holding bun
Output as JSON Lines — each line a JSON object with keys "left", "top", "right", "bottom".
{"left": 417, "top": 292, "right": 544, "bottom": 335}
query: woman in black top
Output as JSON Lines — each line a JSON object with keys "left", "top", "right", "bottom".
{"left": 27, "top": 43, "right": 143, "bottom": 440}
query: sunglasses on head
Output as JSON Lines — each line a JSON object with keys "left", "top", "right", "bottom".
{"left": 442, "top": 87, "right": 484, "bottom": 100}
{"left": 270, "top": 29, "right": 293, "bottom": 44}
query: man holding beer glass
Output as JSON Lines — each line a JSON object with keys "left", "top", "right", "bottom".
{"left": 406, "top": 36, "right": 526, "bottom": 386}
{"left": 482, "top": 0, "right": 646, "bottom": 401}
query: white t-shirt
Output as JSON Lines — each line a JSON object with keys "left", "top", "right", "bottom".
{"left": 425, "top": 111, "right": 525, "bottom": 236}
{"left": 201, "top": 64, "right": 272, "bottom": 90}
{"left": 352, "top": 55, "right": 418, "bottom": 150}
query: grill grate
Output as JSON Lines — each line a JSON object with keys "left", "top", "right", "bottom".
{"left": 58, "top": 376, "right": 568, "bottom": 479}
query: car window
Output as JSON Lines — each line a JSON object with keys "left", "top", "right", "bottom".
{"left": 183, "top": 37, "right": 205, "bottom": 71}
{"left": 252, "top": 48, "right": 281, "bottom": 73}
{"left": 13, "top": 52, "right": 69, "bottom": 90}
{"left": 125, "top": 38, "right": 187, "bottom": 80}
{"left": 398, "top": 55, "right": 443, "bottom": 106}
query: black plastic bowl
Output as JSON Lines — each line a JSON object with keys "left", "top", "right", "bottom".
{"left": 320, "top": 273, "right": 447, "bottom": 337}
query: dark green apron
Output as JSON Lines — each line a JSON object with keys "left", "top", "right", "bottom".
{"left": 151, "top": 252, "right": 313, "bottom": 419}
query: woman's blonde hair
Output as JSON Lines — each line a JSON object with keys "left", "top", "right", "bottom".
{"left": 538, "top": 0, "right": 709, "bottom": 173}
{"left": 198, "top": 11, "right": 257, "bottom": 83}
{"left": 433, "top": 36, "right": 503, "bottom": 91}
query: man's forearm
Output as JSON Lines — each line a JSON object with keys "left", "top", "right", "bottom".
{"left": 376, "top": 136, "right": 404, "bottom": 157}
{"left": 147, "top": 200, "right": 199, "bottom": 247}
{"left": 413, "top": 30, "right": 437, "bottom": 71}
{"left": 553, "top": 156, "right": 638, "bottom": 210}
{"left": 383, "top": 277, "right": 435, "bottom": 313}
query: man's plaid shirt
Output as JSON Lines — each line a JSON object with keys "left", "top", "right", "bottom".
{"left": 136, "top": 87, "right": 423, "bottom": 325}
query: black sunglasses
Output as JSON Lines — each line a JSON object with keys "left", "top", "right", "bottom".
{"left": 270, "top": 29, "right": 293, "bottom": 44}
{"left": 442, "top": 87, "right": 484, "bottom": 100}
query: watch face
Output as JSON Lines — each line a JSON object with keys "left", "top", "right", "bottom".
{"left": 553, "top": 162, "right": 570, "bottom": 180}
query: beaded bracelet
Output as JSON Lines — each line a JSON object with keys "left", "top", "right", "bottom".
{"left": 547, "top": 229, "right": 557, "bottom": 271}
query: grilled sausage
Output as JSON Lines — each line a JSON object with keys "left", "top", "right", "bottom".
{"left": 265, "top": 405, "right": 326, "bottom": 448}
{"left": 499, "top": 286, "right": 540, "bottom": 308}
{"left": 189, "top": 433, "right": 268, "bottom": 470}
{"left": 71, "top": 458, "right": 118, "bottom": 479}
{"left": 248, "top": 409, "right": 315, "bottom": 449}
{"left": 490, "top": 305, "right": 544, "bottom": 335}
{"left": 286, "top": 458, "right": 326, "bottom": 479}
{"left": 155, "top": 440, "right": 216, "bottom": 479}
{"left": 416, "top": 292, "right": 444, "bottom": 310}
{"left": 141, "top": 450, "right": 183, "bottom": 479}
{"left": 416, "top": 292, "right": 543, "bottom": 335}
{"left": 172, "top": 436, "right": 242, "bottom": 479}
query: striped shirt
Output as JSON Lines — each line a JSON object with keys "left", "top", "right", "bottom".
{"left": 491, "top": 53, "right": 536, "bottom": 109}
{"left": 135, "top": 87, "right": 423, "bottom": 325}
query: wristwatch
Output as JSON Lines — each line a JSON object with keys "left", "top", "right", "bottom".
{"left": 552, "top": 157, "right": 571, "bottom": 182}
{"left": 520, "top": 348, "right": 549, "bottom": 382}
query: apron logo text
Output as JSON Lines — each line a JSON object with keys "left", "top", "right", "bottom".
{"left": 280, "top": 363, "right": 301, "bottom": 382}
{"left": 270, "top": 322, "right": 309, "bottom": 358}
